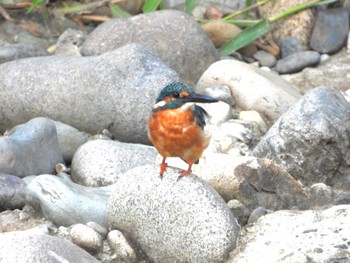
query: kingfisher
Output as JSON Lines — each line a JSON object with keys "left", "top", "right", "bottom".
{"left": 148, "top": 82, "right": 218, "bottom": 178}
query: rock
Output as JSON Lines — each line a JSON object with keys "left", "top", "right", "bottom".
{"left": 55, "top": 28, "right": 85, "bottom": 56}
{"left": 247, "top": 206, "right": 272, "bottom": 224}
{"left": 71, "top": 140, "right": 157, "bottom": 187}
{"left": 207, "top": 119, "right": 262, "bottom": 156}
{"left": 81, "top": 10, "right": 219, "bottom": 85}
{"left": 86, "top": 221, "right": 108, "bottom": 238}
{"left": 281, "top": 49, "right": 350, "bottom": 92}
{"left": 201, "top": 20, "right": 241, "bottom": 47}
{"left": 196, "top": 59, "right": 302, "bottom": 122}
{"left": 0, "top": 206, "right": 49, "bottom": 233}
{"left": 227, "top": 199, "right": 250, "bottom": 227}
{"left": 107, "top": 165, "right": 239, "bottom": 263}
{"left": 280, "top": 36, "right": 305, "bottom": 58}
{"left": 0, "top": 231, "right": 100, "bottom": 263}
{"left": 310, "top": 8, "right": 349, "bottom": 54}
{"left": 7, "top": 120, "right": 88, "bottom": 165}
{"left": 54, "top": 121, "right": 88, "bottom": 164}
{"left": 0, "top": 117, "right": 64, "bottom": 177}
{"left": 252, "top": 50, "right": 277, "bottom": 67}
{"left": 107, "top": 230, "right": 137, "bottom": 263}
{"left": 70, "top": 224, "right": 103, "bottom": 253}
{"left": 0, "top": 174, "right": 26, "bottom": 211}
{"left": 0, "top": 44, "right": 47, "bottom": 64}
{"left": 238, "top": 110, "right": 267, "bottom": 133}
{"left": 309, "top": 183, "right": 333, "bottom": 207}
{"left": 275, "top": 51, "right": 320, "bottom": 74}
{"left": 203, "top": 85, "right": 235, "bottom": 107}
{"left": 0, "top": 43, "right": 178, "bottom": 144}
{"left": 228, "top": 205, "right": 350, "bottom": 263}
{"left": 25, "top": 173, "right": 111, "bottom": 227}
{"left": 258, "top": 0, "right": 315, "bottom": 47}
{"left": 199, "top": 101, "right": 233, "bottom": 125}
{"left": 252, "top": 87, "right": 350, "bottom": 188}
{"left": 347, "top": 31, "right": 350, "bottom": 54}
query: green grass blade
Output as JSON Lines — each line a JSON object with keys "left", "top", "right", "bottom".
{"left": 185, "top": 0, "right": 196, "bottom": 14}
{"left": 142, "top": 0, "right": 162, "bottom": 13}
{"left": 27, "top": 0, "right": 43, "bottom": 13}
{"left": 219, "top": 20, "right": 271, "bottom": 56}
{"left": 109, "top": 4, "right": 132, "bottom": 18}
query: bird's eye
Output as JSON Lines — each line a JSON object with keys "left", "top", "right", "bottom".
{"left": 173, "top": 92, "right": 180, "bottom": 98}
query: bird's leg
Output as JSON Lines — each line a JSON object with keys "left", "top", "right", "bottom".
{"left": 178, "top": 162, "right": 193, "bottom": 180}
{"left": 160, "top": 157, "right": 167, "bottom": 178}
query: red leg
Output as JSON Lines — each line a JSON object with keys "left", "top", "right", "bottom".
{"left": 160, "top": 157, "right": 167, "bottom": 178}
{"left": 180, "top": 162, "right": 193, "bottom": 177}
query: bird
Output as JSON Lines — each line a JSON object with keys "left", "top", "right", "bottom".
{"left": 148, "top": 82, "right": 218, "bottom": 178}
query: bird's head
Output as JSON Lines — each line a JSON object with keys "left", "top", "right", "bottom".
{"left": 153, "top": 82, "right": 218, "bottom": 111}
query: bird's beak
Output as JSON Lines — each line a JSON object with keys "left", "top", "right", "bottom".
{"left": 180, "top": 93, "right": 218, "bottom": 103}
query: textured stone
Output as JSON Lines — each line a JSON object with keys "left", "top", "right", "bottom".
{"left": 0, "top": 231, "right": 100, "bottom": 263}
{"left": 0, "top": 43, "right": 178, "bottom": 144}
{"left": 25, "top": 173, "right": 111, "bottom": 227}
{"left": 310, "top": 8, "right": 349, "bottom": 54}
{"left": 229, "top": 205, "right": 350, "bottom": 263}
{"left": 70, "top": 224, "right": 103, "bottom": 253}
{"left": 0, "top": 44, "right": 47, "bottom": 64}
{"left": 107, "top": 165, "right": 239, "bottom": 263}
{"left": 252, "top": 87, "right": 350, "bottom": 187}
{"left": 0, "top": 174, "right": 26, "bottom": 211}
{"left": 107, "top": 230, "right": 137, "bottom": 263}
{"left": 0, "top": 117, "right": 64, "bottom": 177}
{"left": 71, "top": 140, "right": 157, "bottom": 186}
{"left": 280, "top": 36, "right": 305, "bottom": 58}
{"left": 275, "top": 51, "right": 320, "bottom": 74}
{"left": 253, "top": 50, "right": 277, "bottom": 67}
{"left": 197, "top": 59, "right": 302, "bottom": 122}
{"left": 81, "top": 10, "right": 219, "bottom": 85}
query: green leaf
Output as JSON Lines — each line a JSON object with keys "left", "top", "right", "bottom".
{"left": 27, "top": 0, "right": 43, "bottom": 13}
{"left": 109, "top": 4, "right": 132, "bottom": 18}
{"left": 219, "top": 20, "right": 271, "bottom": 56}
{"left": 142, "top": 0, "right": 162, "bottom": 13}
{"left": 185, "top": 0, "right": 196, "bottom": 14}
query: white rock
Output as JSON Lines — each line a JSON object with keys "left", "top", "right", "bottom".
{"left": 107, "top": 230, "right": 137, "bottom": 262}
{"left": 229, "top": 205, "right": 350, "bottom": 263}
{"left": 70, "top": 224, "right": 103, "bottom": 253}
{"left": 197, "top": 59, "right": 302, "bottom": 122}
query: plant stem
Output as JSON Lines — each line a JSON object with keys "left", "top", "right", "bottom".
{"left": 222, "top": 0, "right": 273, "bottom": 21}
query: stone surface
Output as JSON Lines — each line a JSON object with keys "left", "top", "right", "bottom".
{"left": 0, "top": 43, "right": 178, "bottom": 144}
{"left": 203, "top": 85, "right": 235, "bottom": 107}
{"left": 282, "top": 49, "right": 350, "bottom": 92}
{"left": 0, "top": 44, "right": 48, "bottom": 64}
{"left": 228, "top": 205, "right": 350, "bottom": 263}
{"left": 70, "top": 224, "right": 103, "bottom": 253}
{"left": 107, "top": 165, "right": 239, "bottom": 263}
{"left": 55, "top": 28, "right": 85, "bottom": 56}
{"left": 0, "top": 231, "right": 100, "bottom": 263}
{"left": 275, "top": 51, "right": 320, "bottom": 74}
{"left": 196, "top": 59, "right": 302, "bottom": 122}
{"left": 238, "top": 110, "right": 267, "bottom": 133}
{"left": 71, "top": 139, "right": 157, "bottom": 186}
{"left": 81, "top": 10, "right": 219, "bottom": 85}
{"left": 107, "top": 230, "right": 137, "bottom": 263}
{"left": 0, "top": 174, "right": 26, "bottom": 211}
{"left": 0, "top": 117, "right": 64, "bottom": 177}
{"left": 258, "top": 0, "right": 315, "bottom": 47}
{"left": 280, "top": 36, "right": 305, "bottom": 58}
{"left": 253, "top": 50, "right": 277, "bottom": 67}
{"left": 25, "top": 173, "right": 111, "bottom": 227}
{"left": 252, "top": 87, "right": 350, "bottom": 188}
{"left": 310, "top": 8, "right": 349, "bottom": 54}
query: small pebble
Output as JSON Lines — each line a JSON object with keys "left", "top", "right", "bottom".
{"left": 203, "top": 86, "right": 235, "bottom": 106}
{"left": 275, "top": 51, "right": 320, "bottom": 74}
{"left": 86, "top": 221, "right": 108, "bottom": 238}
{"left": 107, "top": 230, "right": 137, "bottom": 263}
{"left": 70, "top": 224, "right": 103, "bottom": 253}
{"left": 247, "top": 207, "right": 272, "bottom": 224}
{"left": 253, "top": 50, "right": 277, "bottom": 67}
{"left": 280, "top": 36, "right": 304, "bottom": 58}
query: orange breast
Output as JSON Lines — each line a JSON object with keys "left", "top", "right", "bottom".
{"left": 148, "top": 108, "right": 210, "bottom": 163}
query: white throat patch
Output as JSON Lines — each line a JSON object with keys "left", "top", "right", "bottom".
{"left": 153, "top": 100, "right": 166, "bottom": 109}
{"left": 180, "top": 102, "right": 194, "bottom": 111}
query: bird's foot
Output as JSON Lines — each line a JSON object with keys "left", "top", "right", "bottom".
{"left": 159, "top": 161, "right": 167, "bottom": 179}
{"left": 177, "top": 169, "right": 192, "bottom": 181}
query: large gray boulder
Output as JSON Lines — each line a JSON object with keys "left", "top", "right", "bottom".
{"left": 81, "top": 10, "right": 219, "bottom": 85}
{"left": 252, "top": 87, "right": 350, "bottom": 187}
{"left": 107, "top": 165, "right": 240, "bottom": 263}
{"left": 0, "top": 43, "right": 178, "bottom": 144}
